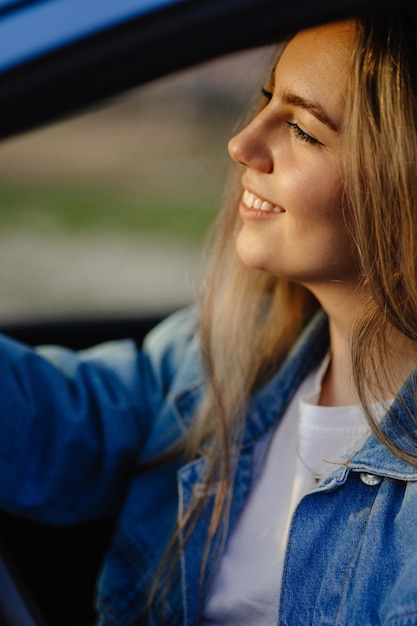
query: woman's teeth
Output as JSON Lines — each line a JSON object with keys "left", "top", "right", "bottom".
{"left": 242, "top": 190, "right": 282, "bottom": 213}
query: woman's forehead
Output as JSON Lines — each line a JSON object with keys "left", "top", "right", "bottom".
{"left": 271, "top": 21, "right": 356, "bottom": 126}
{"left": 277, "top": 21, "right": 356, "bottom": 77}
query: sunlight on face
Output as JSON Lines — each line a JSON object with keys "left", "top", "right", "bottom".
{"left": 229, "top": 21, "right": 358, "bottom": 292}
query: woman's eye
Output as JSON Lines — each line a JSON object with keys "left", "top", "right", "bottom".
{"left": 261, "top": 87, "right": 273, "bottom": 102}
{"left": 286, "top": 121, "right": 323, "bottom": 146}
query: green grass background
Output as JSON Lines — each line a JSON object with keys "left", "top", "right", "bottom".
{"left": 0, "top": 181, "right": 219, "bottom": 244}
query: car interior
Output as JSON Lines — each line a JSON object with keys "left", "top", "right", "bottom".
{"left": 0, "top": 0, "right": 413, "bottom": 624}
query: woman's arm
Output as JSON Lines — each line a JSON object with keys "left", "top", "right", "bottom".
{"left": 0, "top": 307, "right": 198, "bottom": 525}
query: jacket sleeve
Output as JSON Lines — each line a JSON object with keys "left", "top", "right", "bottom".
{"left": 0, "top": 308, "right": 197, "bottom": 524}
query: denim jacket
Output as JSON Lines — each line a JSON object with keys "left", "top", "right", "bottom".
{"left": 1, "top": 307, "right": 417, "bottom": 625}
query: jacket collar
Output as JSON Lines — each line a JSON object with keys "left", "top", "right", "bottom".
{"left": 239, "top": 311, "right": 417, "bottom": 478}
{"left": 173, "top": 309, "right": 330, "bottom": 438}
{"left": 173, "top": 308, "right": 417, "bottom": 479}
{"left": 241, "top": 309, "right": 329, "bottom": 444}
{"left": 348, "top": 432, "right": 417, "bottom": 480}
{"left": 349, "top": 371, "right": 417, "bottom": 480}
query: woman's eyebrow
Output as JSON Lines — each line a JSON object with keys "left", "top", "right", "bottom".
{"left": 279, "top": 90, "right": 339, "bottom": 132}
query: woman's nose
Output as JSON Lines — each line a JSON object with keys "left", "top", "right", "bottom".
{"left": 228, "top": 115, "right": 273, "bottom": 173}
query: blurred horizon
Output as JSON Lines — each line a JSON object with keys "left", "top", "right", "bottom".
{"left": 0, "top": 45, "right": 273, "bottom": 321}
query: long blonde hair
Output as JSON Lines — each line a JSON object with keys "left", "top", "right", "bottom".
{"left": 193, "top": 7, "right": 417, "bottom": 491}
{"left": 150, "top": 11, "right": 417, "bottom": 617}
{"left": 343, "top": 11, "right": 417, "bottom": 463}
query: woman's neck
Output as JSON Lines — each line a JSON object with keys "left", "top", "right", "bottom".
{"left": 318, "top": 319, "right": 356, "bottom": 406}
{"left": 305, "top": 280, "right": 363, "bottom": 406}
{"left": 319, "top": 304, "right": 417, "bottom": 408}
{"left": 307, "top": 281, "right": 416, "bottom": 407}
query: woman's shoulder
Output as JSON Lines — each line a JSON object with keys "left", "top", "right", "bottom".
{"left": 144, "top": 306, "right": 198, "bottom": 354}
{"left": 143, "top": 306, "right": 200, "bottom": 378}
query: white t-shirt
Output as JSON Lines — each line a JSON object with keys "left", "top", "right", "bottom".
{"left": 202, "top": 356, "right": 372, "bottom": 625}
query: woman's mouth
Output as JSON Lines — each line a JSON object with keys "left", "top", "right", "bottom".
{"left": 242, "top": 190, "right": 283, "bottom": 214}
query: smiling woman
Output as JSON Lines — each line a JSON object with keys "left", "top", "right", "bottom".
{"left": 231, "top": 22, "right": 355, "bottom": 294}
{"left": 189, "top": 13, "right": 417, "bottom": 624}
{"left": 2, "top": 10, "right": 417, "bottom": 626}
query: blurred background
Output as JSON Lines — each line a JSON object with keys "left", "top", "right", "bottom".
{"left": 0, "top": 45, "right": 273, "bottom": 322}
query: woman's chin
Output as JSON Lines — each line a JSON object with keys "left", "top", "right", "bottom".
{"left": 235, "top": 233, "right": 268, "bottom": 271}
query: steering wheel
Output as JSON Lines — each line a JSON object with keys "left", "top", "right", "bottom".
{"left": 0, "top": 539, "right": 46, "bottom": 626}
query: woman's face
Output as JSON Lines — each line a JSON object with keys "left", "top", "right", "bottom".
{"left": 229, "top": 21, "right": 358, "bottom": 291}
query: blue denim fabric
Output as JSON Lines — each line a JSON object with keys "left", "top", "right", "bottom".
{"left": 1, "top": 307, "right": 417, "bottom": 625}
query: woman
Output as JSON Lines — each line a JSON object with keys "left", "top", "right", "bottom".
{"left": 1, "top": 12, "right": 417, "bottom": 626}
